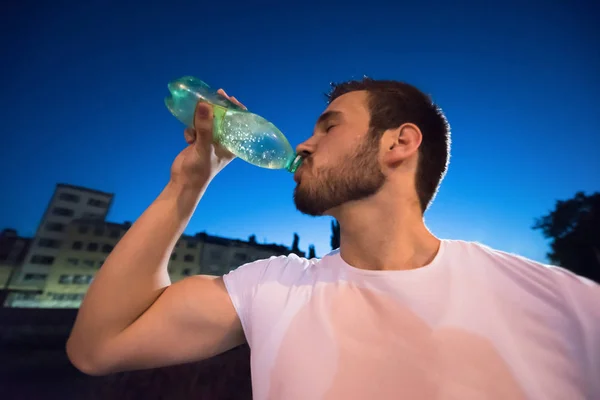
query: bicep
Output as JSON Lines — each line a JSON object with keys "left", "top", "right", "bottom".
{"left": 101, "top": 275, "right": 245, "bottom": 373}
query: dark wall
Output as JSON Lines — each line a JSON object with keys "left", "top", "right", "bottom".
{"left": 0, "top": 308, "right": 252, "bottom": 400}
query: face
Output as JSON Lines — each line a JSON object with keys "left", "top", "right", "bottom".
{"left": 293, "top": 91, "right": 386, "bottom": 216}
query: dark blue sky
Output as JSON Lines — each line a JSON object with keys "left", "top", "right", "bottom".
{"left": 2, "top": 1, "right": 598, "bottom": 262}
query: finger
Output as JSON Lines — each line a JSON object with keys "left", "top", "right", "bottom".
{"left": 193, "top": 101, "right": 214, "bottom": 143}
{"left": 217, "top": 88, "right": 247, "bottom": 110}
{"left": 214, "top": 142, "right": 236, "bottom": 160}
{"left": 217, "top": 88, "right": 229, "bottom": 98}
{"left": 184, "top": 128, "right": 196, "bottom": 145}
{"left": 229, "top": 96, "right": 247, "bottom": 110}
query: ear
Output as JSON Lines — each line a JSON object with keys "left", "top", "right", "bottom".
{"left": 381, "top": 123, "right": 423, "bottom": 167}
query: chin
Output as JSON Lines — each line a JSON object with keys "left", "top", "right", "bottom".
{"left": 294, "top": 192, "right": 337, "bottom": 217}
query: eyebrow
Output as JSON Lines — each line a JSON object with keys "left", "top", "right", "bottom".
{"left": 316, "top": 110, "right": 343, "bottom": 127}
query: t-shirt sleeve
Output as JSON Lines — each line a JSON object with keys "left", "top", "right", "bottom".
{"left": 550, "top": 267, "right": 600, "bottom": 397}
{"left": 222, "top": 258, "right": 269, "bottom": 342}
{"left": 222, "top": 255, "right": 303, "bottom": 345}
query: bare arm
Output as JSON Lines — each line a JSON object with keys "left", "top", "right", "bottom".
{"left": 67, "top": 91, "right": 246, "bottom": 375}
{"left": 67, "top": 183, "right": 244, "bottom": 375}
{"left": 66, "top": 181, "right": 245, "bottom": 375}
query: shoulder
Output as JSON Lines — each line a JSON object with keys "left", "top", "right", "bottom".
{"left": 221, "top": 252, "right": 335, "bottom": 300}
{"left": 223, "top": 253, "right": 321, "bottom": 287}
{"left": 221, "top": 253, "right": 331, "bottom": 343}
{"left": 457, "top": 239, "right": 597, "bottom": 286}
{"left": 444, "top": 240, "right": 599, "bottom": 392}
{"left": 450, "top": 239, "right": 599, "bottom": 320}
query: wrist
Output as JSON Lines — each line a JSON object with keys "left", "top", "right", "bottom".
{"left": 160, "top": 180, "right": 207, "bottom": 212}
{"left": 165, "top": 177, "right": 209, "bottom": 195}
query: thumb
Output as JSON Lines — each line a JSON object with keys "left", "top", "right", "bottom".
{"left": 193, "top": 101, "right": 214, "bottom": 144}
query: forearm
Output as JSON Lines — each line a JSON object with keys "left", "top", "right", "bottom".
{"left": 68, "top": 180, "right": 206, "bottom": 356}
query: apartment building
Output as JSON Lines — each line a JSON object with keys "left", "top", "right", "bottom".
{"left": 5, "top": 184, "right": 113, "bottom": 307}
{"left": 0, "top": 229, "right": 32, "bottom": 305}
{"left": 197, "top": 233, "right": 296, "bottom": 275}
{"left": 5, "top": 183, "right": 307, "bottom": 308}
{"left": 41, "top": 219, "right": 128, "bottom": 308}
{"left": 38, "top": 222, "right": 304, "bottom": 308}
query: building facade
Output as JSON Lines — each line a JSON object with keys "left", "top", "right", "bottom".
{"left": 5, "top": 184, "right": 113, "bottom": 307}
{"left": 0, "top": 229, "right": 32, "bottom": 305}
{"left": 37, "top": 223, "right": 302, "bottom": 308}
{"left": 4, "top": 183, "right": 306, "bottom": 308}
{"left": 41, "top": 219, "right": 127, "bottom": 308}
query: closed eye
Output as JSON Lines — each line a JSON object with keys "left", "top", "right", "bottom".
{"left": 325, "top": 125, "right": 336, "bottom": 133}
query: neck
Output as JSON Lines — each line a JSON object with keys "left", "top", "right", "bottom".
{"left": 334, "top": 197, "right": 440, "bottom": 271}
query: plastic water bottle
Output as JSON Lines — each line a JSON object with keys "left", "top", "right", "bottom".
{"left": 165, "top": 76, "right": 302, "bottom": 173}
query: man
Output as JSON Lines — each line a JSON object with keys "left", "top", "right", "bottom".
{"left": 67, "top": 78, "right": 599, "bottom": 399}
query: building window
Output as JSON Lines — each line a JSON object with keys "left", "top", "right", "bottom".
{"left": 67, "top": 258, "right": 79, "bottom": 266}
{"left": 65, "top": 293, "right": 79, "bottom": 301}
{"left": 72, "top": 241, "right": 83, "bottom": 250}
{"left": 82, "top": 212, "right": 101, "bottom": 220}
{"left": 83, "top": 260, "right": 95, "bottom": 267}
{"left": 51, "top": 293, "right": 66, "bottom": 301}
{"left": 59, "top": 274, "right": 73, "bottom": 284}
{"left": 59, "top": 193, "right": 80, "bottom": 203}
{"left": 94, "top": 227, "right": 104, "bottom": 236}
{"left": 109, "top": 229, "right": 120, "bottom": 238}
{"left": 38, "top": 238, "right": 62, "bottom": 249}
{"left": 24, "top": 273, "right": 47, "bottom": 281}
{"left": 73, "top": 275, "right": 93, "bottom": 284}
{"left": 101, "top": 244, "right": 113, "bottom": 253}
{"left": 87, "top": 242, "right": 98, "bottom": 252}
{"left": 98, "top": 259, "right": 105, "bottom": 267}
{"left": 182, "top": 268, "right": 192, "bottom": 276}
{"left": 52, "top": 207, "right": 74, "bottom": 217}
{"left": 187, "top": 242, "right": 197, "bottom": 249}
{"left": 46, "top": 222, "right": 65, "bottom": 232}
{"left": 78, "top": 225, "right": 89, "bottom": 234}
{"left": 16, "top": 292, "right": 40, "bottom": 300}
{"left": 170, "top": 253, "right": 177, "bottom": 261}
{"left": 184, "top": 254, "right": 194, "bottom": 262}
{"left": 30, "top": 255, "right": 54, "bottom": 265}
{"left": 88, "top": 198, "right": 108, "bottom": 208}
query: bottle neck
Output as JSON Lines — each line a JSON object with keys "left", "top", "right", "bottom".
{"left": 286, "top": 154, "right": 303, "bottom": 173}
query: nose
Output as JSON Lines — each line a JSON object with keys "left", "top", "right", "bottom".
{"left": 295, "top": 138, "right": 315, "bottom": 159}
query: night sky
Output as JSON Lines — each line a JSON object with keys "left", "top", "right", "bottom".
{"left": 2, "top": 0, "right": 598, "bottom": 262}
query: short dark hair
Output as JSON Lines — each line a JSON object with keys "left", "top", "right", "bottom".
{"left": 326, "top": 77, "right": 451, "bottom": 212}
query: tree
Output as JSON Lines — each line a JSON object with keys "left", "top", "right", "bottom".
{"left": 292, "top": 233, "right": 300, "bottom": 252}
{"left": 532, "top": 191, "right": 600, "bottom": 283}
{"left": 248, "top": 234, "right": 257, "bottom": 244}
{"left": 308, "top": 245, "right": 316, "bottom": 259}
{"left": 331, "top": 220, "right": 340, "bottom": 250}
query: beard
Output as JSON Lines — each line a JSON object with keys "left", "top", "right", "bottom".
{"left": 293, "top": 132, "right": 385, "bottom": 216}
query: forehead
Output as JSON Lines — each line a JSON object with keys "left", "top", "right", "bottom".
{"left": 323, "top": 90, "right": 370, "bottom": 120}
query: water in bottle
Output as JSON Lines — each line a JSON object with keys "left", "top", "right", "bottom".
{"left": 165, "top": 76, "right": 302, "bottom": 173}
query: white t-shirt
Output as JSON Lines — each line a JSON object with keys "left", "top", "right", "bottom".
{"left": 223, "top": 239, "right": 599, "bottom": 400}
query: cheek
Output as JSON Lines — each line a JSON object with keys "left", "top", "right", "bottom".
{"left": 315, "top": 138, "right": 354, "bottom": 166}
{"left": 312, "top": 155, "right": 338, "bottom": 175}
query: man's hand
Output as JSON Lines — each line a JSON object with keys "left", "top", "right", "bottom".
{"left": 170, "top": 89, "right": 247, "bottom": 190}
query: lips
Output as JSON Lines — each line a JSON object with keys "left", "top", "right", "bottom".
{"left": 294, "top": 157, "right": 311, "bottom": 183}
{"left": 294, "top": 166, "right": 304, "bottom": 183}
